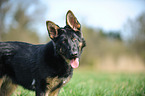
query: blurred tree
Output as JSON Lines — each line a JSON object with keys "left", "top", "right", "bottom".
{"left": 0, "top": 0, "right": 9, "bottom": 40}
{"left": 105, "top": 31, "right": 121, "bottom": 40}
{"left": 0, "top": 0, "right": 47, "bottom": 43}
{"left": 2, "top": 5, "right": 39, "bottom": 43}
{"left": 125, "top": 12, "right": 145, "bottom": 62}
{"left": 80, "top": 26, "right": 128, "bottom": 66}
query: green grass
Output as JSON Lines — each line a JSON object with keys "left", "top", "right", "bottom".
{"left": 12, "top": 71, "right": 145, "bottom": 96}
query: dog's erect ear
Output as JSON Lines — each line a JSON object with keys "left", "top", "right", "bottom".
{"left": 66, "top": 10, "right": 81, "bottom": 32}
{"left": 46, "top": 21, "right": 60, "bottom": 39}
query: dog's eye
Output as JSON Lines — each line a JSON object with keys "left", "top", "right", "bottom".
{"left": 72, "top": 38, "right": 77, "bottom": 41}
{"left": 62, "top": 39, "right": 67, "bottom": 44}
{"left": 62, "top": 41, "right": 65, "bottom": 44}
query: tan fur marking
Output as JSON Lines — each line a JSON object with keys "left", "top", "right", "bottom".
{"left": 46, "top": 21, "right": 60, "bottom": 39}
{"left": 50, "top": 35, "right": 54, "bottom": 39}
{"left": 49, "top": 88, "right": 60, "bottom": 96}
{"left": 66, "top": 10, "right": 80, "bottom": 32}
{"left": 0, "top": 77, "right": 17, "bottom": 96}
{"left": 79, "top": 42, "right": 83, "bottom": 47}
{"left": 46, "top": 77, "right": 60, "bottom": 91}
{"left": 79, "top": 42, "right": 83, "bottom": 53}
{"left": 45, "top": 76, "right": 71, "bottom": 96}
{"left": 77, "top": 24, "right": 81, "bottom": 29}
{"left": 0, "top": 78, "right": 3, "bottom": 87}
{"left": 63, "top": 76, "right": 71, "bottom": 85}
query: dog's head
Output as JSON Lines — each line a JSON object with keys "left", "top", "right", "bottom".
{"left": 46, "top": 10, "right": 86, "bottom": 68}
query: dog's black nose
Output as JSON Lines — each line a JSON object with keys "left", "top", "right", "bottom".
{"left": 71, "top": 52, "right": 78, "bottom": 58}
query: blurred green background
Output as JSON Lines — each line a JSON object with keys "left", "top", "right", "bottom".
{"left": 0, "top": 0, "right": 145, "bottom": 72}
{"left": 0, "top": 0, "right": 145, "bottom": 96}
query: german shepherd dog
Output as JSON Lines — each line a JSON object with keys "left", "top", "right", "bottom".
{"left": 0, "top": 10, "right": 86, "bottom": 96}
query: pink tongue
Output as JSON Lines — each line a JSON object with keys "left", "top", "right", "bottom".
{"left": 70, "top": 58, "right": 79, "bottom": 68}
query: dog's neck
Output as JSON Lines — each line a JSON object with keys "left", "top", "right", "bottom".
{"left": 52, "top": 41, "right": 57, "bottom": 56}
{"left": 51, "top": 41, "right": 70, "bottom": 64}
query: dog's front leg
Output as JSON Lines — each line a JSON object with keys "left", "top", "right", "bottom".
{"left": 36, "top": 90, "right": 49, "bottom": 96}
{"left": 49, "top": 88, "right": 60, "bottom": 96}
{"left": 36, "top": 90, "right": 44, "bottom": 96}
{"left": 36, "top": 86, "right": 49, "bottom": 96}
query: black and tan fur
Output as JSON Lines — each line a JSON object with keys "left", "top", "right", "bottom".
{"left": 0, "top": 10, "right": 86, "bottom": 96}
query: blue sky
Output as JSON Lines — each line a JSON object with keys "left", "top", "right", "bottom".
{"left": 42, "top": 0, "right": 145, "bottom": 32}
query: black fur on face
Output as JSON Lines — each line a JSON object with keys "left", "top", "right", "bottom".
{"left": 46, "top": 10, "right": 86, "bottom": 60}
{"left": 53, "top": 25, "right": 86, "bottom": 60}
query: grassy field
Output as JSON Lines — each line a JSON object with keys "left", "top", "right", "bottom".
{"left": 12, "top": 70, "right": 145, "bottom": 96}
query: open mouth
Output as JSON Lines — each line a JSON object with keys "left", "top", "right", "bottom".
{"left": 70, "top": 58, "right": 79, "bottom": 68}
{"left": 61, "top": 54, "right": 79, "bottom": 68}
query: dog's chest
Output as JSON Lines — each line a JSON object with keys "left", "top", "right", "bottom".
{"left": 45, "top": 76, "right": 71, "bottom": 91}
